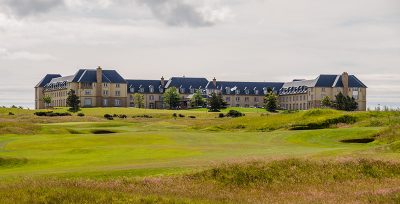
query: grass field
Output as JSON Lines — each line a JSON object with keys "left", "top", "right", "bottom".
{"left": 1, "top": 107, "right": 400, "bottom": 203}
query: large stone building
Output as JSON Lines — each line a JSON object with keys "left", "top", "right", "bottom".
{"left": 35, "top": 68, "right": 367, "bottom": 111}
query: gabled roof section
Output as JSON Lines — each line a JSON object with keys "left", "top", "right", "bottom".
{"left": 206, "top": 81, "right": 284, "bottom": 95}
{"left": 71, "top": 69, "right": 126, "bottom": 83}
{"left": 333, "top": 75, "right": 367, "bottom": 88}
{"left": 314, "top": 75, "right": 339, "bottom": 87}
{"left": 165, "top": 77, "right": 209, "bottom": 93}
{"left": 126, "top": 79, "right": 168, "bottom": 94}
{"left": 35, "top": 74, "right": 62, "bottom": 88}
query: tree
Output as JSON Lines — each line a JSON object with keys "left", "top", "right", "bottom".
{"left": 43, "top": 95, "right": 52, "bottom": 109}
{"left": 163, "top": 87, "right": 180, "bottom": 109}
{"left": 321, "top": 96, "right": 332, "bottom": 108}
{"left": 66, "top": 89, "right": 80, "bottom": 112}
{"left": 133, "top": 93, "right": 145, "bottom": 108}
{"left": 264, "top": 92, "right": 278, "bottom": 112}
{"left": 208, "top": 92, "right": 222, "bottom": 112}
{"left": 334, "top": 92, "right": 358, "bottom": 111}
{"left": 190, "top": 90, "right": 205, "bottom": 108}
{"left": 218, "top": 93, "right": 228, "bottom": 109}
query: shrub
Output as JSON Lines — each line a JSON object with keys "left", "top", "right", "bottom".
{"left": 118, "top": 114, "right": 127, "bottom": 119}
{"left": 113, "top": 114, "right": 118, "bottom": 117}
{"left": 189, "top": 116, "right": 196, "bottom": 119}
{"left": 104, "top": 114, "right": 113, "bottom": 120}
{"left": 226, "top": 110, "right": 245, "bottom": 118}
{"left": 34, "top": 111, "right": 71, "bottom": 117}
{"left": 8, "top": 112, "right": 14, "bottom": 116}
{"left": 172, "top": 113, "right": 177, "bottom": 118}
{"left": 77, "top": 113, "right": 85, "bottom": 117}
{"left": 132, "top": 114, "right": 153, "bottom": 118}
{"left": 179, "top": 114, "right": 185, "bottom": 118}
{"left": 218, "top": 113, "right": 225, "bottom": 118}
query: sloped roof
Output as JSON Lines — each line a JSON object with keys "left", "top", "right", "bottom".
{"left": 35, "top": 74, "right": 62, "bottom": 87}
{"left": 126, "top": 79, "right": 168, "bottom": 94}
{"left": 165, "top": 77, "right": 209, "bottom": 94}
{"left": 333, "top": 75, "right": 367, "bottom": 88}
{"left": 71, "top": 69, "right": 126, "bottom": 83}
{"left": 206, "top": 81, "right": 284, "bottom": 95}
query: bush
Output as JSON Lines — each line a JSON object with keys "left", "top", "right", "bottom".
{"left": 189, "top": 116, "right": 196, "bottom": 119}
{"left": 172, "top": 113, "right": 177, "bottom": 118}
{"left": 8, "top": 112, "right": 14, "bottom": 116}
{"left": 77, "top": 113, "right": 85, "bottom": 117}
{"left": 113, "top": 114, "right": 118, "bottom": 117}
{"left": 218, "top": 113, "right": 225, "bottom": 118}
{"left": 34, "top": 112, "right": 71, "bottom": 117}
{"left": 132, "top": 114, "right": 153, "bottom": 118}
{"left": 226, "top": 110, "right": 245, "bottom": 118}
{"left": 104, "top": 114, "right": 113, "bottom": 120}
{"left": 178, "top": 114, "right": 185, "bottom": 118}
{"left": 118, "top": 114, "right": 127, "bottom": 119}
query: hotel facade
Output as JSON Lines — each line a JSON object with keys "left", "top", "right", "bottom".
{"left": 35, "top": 67, "right": 367, "bottom": 111}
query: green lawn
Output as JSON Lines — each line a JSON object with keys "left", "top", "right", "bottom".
{"left": 0, "top": 107, "right": 399, "bottom": 203}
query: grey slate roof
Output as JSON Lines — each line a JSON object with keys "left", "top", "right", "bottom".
{"left": 280, "top": 74, "right": 367, "bottom": 95}
{"left": 35, "top": 74, "right": 62, "bottom": 87}
{"left": 126, "top": 79, "right": 168, "bottom": 94}
{"left": 165, "top": 77, "right": 209, "bottom": 94}
{"left": 206, "top": 81, "right": 284, "bottom": 95}
{"left": 71, "top": 69, "right": 126, "bottom": 83}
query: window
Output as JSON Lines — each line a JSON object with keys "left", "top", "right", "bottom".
{"left": 190, "top": 88, "right": 194, "bottom": 94}
{"left": 245, "top": 97, "right": 249, "bottom": 102}
{"left": 84, "top": 98, "right": 92, "bottom": 106}
{"left": 103, "top": 99, "right": 108, "bottom": 106}
{"left": 149, "top": 86, "right": 154, "bottom": 93}
{"left": 236, "top": 97, "right": 240, "bottom": 102}
{"left": 139, "top": 87, "right": 144, "bottom": 93}
{"left": 322, "top": 88, "right": 326, "bottom": 92}
{"left": 180, "top": 88, "right": 185, "bottom": 93}
{"left": 159, "top": 87, "right": 164, "bottom": 93}
{"left": 103, "top": 90, "right": 109, "bottom": 96}
{"left": 115, "top": 91, "right": 121, "bottom": 96}
{"left": 149, "top": 95, "right": 154, "bottom": 100}
{"left": 236, "top": 90, "right": 240, "bottom": 95}
{"left": 116, "top": 84, "right": 120, "bottom": 88}
{"left": 115, "top": 99, "right": 121, "bottom": 106}
{"left": 245, "top": 89, "right": 250, "bottom": 95}
{"left": 85, "top": 90, "right": 91, "bottom": 95}
{"left": 255, "top": 90, "right": 259, "bottom": 95}
{"left": 254, "top": 97, "right": 258, "bottom": 102}
{"left": 226, "top": 97, "right": 231, "bottom": 102}
{"left": 103, "top": 83, "right": 108, "bottom": 87}
{"left": 226, "top": 87, "right": 231, "bottom": 94}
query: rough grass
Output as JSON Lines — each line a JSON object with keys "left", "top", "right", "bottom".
{"left": 1, "top": 159, "right": 400, "bottom": 203}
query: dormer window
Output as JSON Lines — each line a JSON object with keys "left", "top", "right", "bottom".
{"left": 159, "top": 87, "right": 163, "bottom": 93}
{"left": 226, "top": 87, "right": 231, "bottom": 94}
{"left": 255, "top": 90, "right": 259, "bottom": 95}
{"left": 236, "top": 89, "right": 240, "bottom": 95}
{"left": 245, "top": 89, "right": 250, "bottom": 95}
{"left": 139, "top": 87, "right": 144, "bottom": 93}
{"left": 149, "top": 85, "right": 154, "bottom": 93}
{"left": 130, "top": 87, "right": 134, "bottom": 93}
{"left": 190, "top": 88, "right": 194, "bottom": 94}
{"left": 180, "top": 88, "right": 185, "bottom": 93}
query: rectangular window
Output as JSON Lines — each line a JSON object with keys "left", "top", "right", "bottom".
{"left": 103, "top": 99, "right": 108, "bottom": 106}
{"left": 254, "top": 97, "right": 258, "bottom": 102}
{"left": 245, "top": 97, "right": 249, "bottom": 102}
{"left": 115, "top": 91, "right": 120, "bottom": 96}
{"left": 149, "top": 95, "right": 154, "bottom": 100}
{"left": 116, "top": 84, "right": 120, "bottom": 88}
{"left": 103, "top": 90, "right": 109, "bottom": 95}
{"left": 85, "top": 90, "right": 91, "bottom": 95}
{"left": 115, "top": 99, "right": 121, "bottom": 106}
{"left": 103, "top": 83, "right": 108, "bottom": 87}
{"left": 322, "top": 88, "right": 326, "bottom": 92}
{"left": 84, "top": 98, "right": 92, "bottom": 106}
{"left": 236, "top": 97, "right": 240, "bottom": 102}
{"left": 226, "top": 97, "right": 231, "bottom": 102}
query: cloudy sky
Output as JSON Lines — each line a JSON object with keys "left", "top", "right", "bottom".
{"left": 0, "top": 0, "right": 399, "bottom": 108}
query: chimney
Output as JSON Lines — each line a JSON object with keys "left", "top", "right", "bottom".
{"left": 161, "top": 76, "right": 165, "bottom": 86}
{"left": 342, "top": 72, "right": 349, "bottom": 96}
{"left": 212, "top": 77, "right": 217, "bottom": 87}
{"left": 96, "top": 66, "right": 102, "bottom": 84}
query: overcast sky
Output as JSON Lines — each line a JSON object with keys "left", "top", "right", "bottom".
{"left": 0, "top": 0, "right": 399, "bottom": 108}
